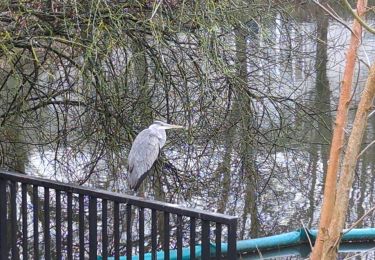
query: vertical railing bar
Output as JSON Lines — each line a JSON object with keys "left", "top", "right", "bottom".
{"left": 44, "top": 187, "right": 51, "bottom": 259}
{"left": 202, "top": 220, "right": 210, "bottom": 259}
{"left": 10, "top": 181, "right": 18, "bottom": 259}
{"left": 163, "top": 212, "right": 170, "bottom": 260}
{"left": 67, "top": 192, "right": 73, "bottom": 260}
{"left": 33, "top": 185, "right": 39, "bottom": 259}
{"left": 151, "top": 209, "right": 157, "bottom": 260}
{"left": 176, "top": 215, "right": 183, "bottom": 260}
{"left": 56, "top": 190, "right": 62, "bottom": 260}
{"left": 79, "top": 194, "right": 85, "bottom": 260}
{"left": 0, "top": 179, "right": 7, "bottom": 259}
{"left": 102, "top": 199, "right": 108, "bottom": 260}
{"left": 215, "top": 223, "right": 222, "bottom": 259}
{"left": 126, "top": 204, "right": 132, "bottom": 260}
{"left": 139, "top": 207, "right": 144, "bottom": 260}
{"left": 189, "top": 217, "right": 196, "bottom": 259}
{"left": 227, "top": 219, "right": 237, "bottom": 260}
{"left": 21, "top": 183, "right": 28, "bottom": 260}
{"left": 89, "top": 196, "right": 97, "bottom": 260}
{"left": 114, "top": 201, "right": 119, "bottom": 260}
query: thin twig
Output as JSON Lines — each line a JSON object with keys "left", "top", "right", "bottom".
{"left": 343, "top": 0, "right": 375, "bottom": 34}
{"left": 343, "top": 205, "right": 375, "bottom": 235}
{"left": 357, "top": 139, "right": 375, "bottom": 159}
{"left": 312, "top": 0, "right": 357, "bottom": 37}
{"left": 368, "top": 109, "right": 375, "bottom": 118}
{"left": 301, "top": 221, "right": 313, "bottom": 251}
{"left": 343, "top": 246, "right": 375, "bottom": 259}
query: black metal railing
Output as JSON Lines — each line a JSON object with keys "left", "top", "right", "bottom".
{"left": 0, "top": 170, "right": 237, "bottom": 259}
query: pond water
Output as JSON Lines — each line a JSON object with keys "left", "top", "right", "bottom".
{"left": 21, "top": 15, "right": 375, "bottom": 260}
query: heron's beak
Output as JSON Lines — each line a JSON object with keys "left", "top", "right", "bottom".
{"left": 166, "top": 124, "right": 184, "bottom": 129}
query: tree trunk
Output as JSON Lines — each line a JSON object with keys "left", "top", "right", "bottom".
{"left": 311, "top": 1, "right": 367, "bottom": 258}
{"left": 321, "top": 62, "right": 375, "bottom": 259}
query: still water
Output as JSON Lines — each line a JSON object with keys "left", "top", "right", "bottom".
{"left": 24, "top": 18, "right": 375, "bottom": 259}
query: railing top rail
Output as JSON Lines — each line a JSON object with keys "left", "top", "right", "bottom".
{"left": 0, "top": 170, "right": 237, "bottom": 224}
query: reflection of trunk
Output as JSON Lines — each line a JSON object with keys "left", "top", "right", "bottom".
{"left": 2, "top": 121, "right": 27, "bottom": 260}
{"left": 132, "top": 36, "right": 152, "bottom": 124}
{"left": 0, "top": 74, "right": 28, "bottom": 258}
{"left": 1, "top": 75, "right": 28, "bottom": 173}
{"left": 154, "top": 165, "right": 166, "bottom": 248}
{"left": 217, "top": 97, "right": 236, "bottom": 213}
{"left": 315, "top": 14, "right": 332, "bottom": 179}
{"left": 307, "top": 142, "right": 318, "bottom": 227}
{"left": 235, "top": 24, "right": 259, "bottom": 238}
{"left": 308, "top": 12, "right": 331, "bottom": 227}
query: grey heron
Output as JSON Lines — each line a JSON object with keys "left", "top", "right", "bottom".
{"left": 127, "top": 120, "right": 184, "bottom": 191}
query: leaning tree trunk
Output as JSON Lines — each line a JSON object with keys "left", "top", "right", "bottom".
{"left": 321, "top": 62, "right": 375, "bottom": 259}
{"left": 310, "top": 0, "right": 367, "bottom": 258}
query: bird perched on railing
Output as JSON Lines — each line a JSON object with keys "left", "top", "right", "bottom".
{"left": 127, "top": 120, "right": 184, "bottom": 191}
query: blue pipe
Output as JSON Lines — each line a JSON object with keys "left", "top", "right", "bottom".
{"left": 98, "top": 228, "right": 375, "bottom": 259}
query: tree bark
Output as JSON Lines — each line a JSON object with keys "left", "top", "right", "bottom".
{"left": 311, "top": 0, "right": 367, "bottom": 258}
{"left": 321, "top": 62, "right": 375, "bottom": 259}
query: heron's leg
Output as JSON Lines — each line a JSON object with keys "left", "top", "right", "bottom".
{"left": 136, "top": 182, "right": 146, "bottom": 198}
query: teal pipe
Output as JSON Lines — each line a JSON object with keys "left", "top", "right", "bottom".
{"left": 98, "top": 228, "right": 375, "bottom": 260}
{"left": 97, "top": 245, "right": 216, "bottom": 260}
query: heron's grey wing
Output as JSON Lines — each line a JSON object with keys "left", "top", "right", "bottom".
{"left": 127, "top": 129, "right": 161, "bottom": 189}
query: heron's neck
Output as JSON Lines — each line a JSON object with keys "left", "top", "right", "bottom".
{"left": 149, "top": 126, "right": 167, "bottom": 148}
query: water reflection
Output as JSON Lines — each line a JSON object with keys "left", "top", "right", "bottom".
{"left": 21, "top": 17, "right": 375, "bottom": 259}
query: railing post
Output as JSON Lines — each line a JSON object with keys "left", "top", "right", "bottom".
{"left": 176, "top": 215, "right": 183, "bottom": 260}
{"left": 56, "top": 190, "right": 62, "bottom": 259}
{"left": 0, "top": 179, "right": 7, "bottom": 259}
{"left": 32, "top": 185, "right": 39, "bottom": 259}
{"left": 151, "top": 209, "right": 157, "bottom": 260}
{"left": 102, "top": 199, "right": 108, "bottom": 260}
{"left": 126, "top": 204, "right": 132, "bottom": 260}
{"left": 202, "top": 220, "right": 210, "bottom": 259}
{"left": 138, "top": 207, "right": 145, "bottom": 260}
{"left": 79, "top": 194, "right": 85, "bottom": 260}
{"left": 10, "top": 181, "right": 18, "bottom": 260}
{"left": 163, "top": 212, "right": 170, "bottom": 260}
{"left": 21, "top": 183, "right": 28, "bottom": 260}
{"left": 67, "top": 192, "right": 73, "bottom": 260}
{"left": 190, "top": 217, "right": 196, "bottom": 259}
{"left": 215, "top": 223, "right": 222, "bottom": 259}
{"left": 227, "top": 218, "right": 237, "bottom": 260}
{"left": 44, "top": 187, "right": 50, "bottom": 260}
{"left": 113, "top": 201, "right": 119, "bottom": 260}
{"left": 89, "top": 196, "right": 97, "bottom": 260}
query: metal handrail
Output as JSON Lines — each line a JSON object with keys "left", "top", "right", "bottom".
{"left": 0, "top": 170, "right": 237, "bottom": 260}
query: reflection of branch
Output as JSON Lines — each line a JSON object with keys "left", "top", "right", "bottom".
{"left": 343, "top": 0, "right": 375, "bottom": 35}
{"left": 0, "top": 100, "right": 87, "bottom": 119}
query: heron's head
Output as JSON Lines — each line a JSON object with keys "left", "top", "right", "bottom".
{"left": 151, "top": 120, "right": 184, "bottom": 130}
